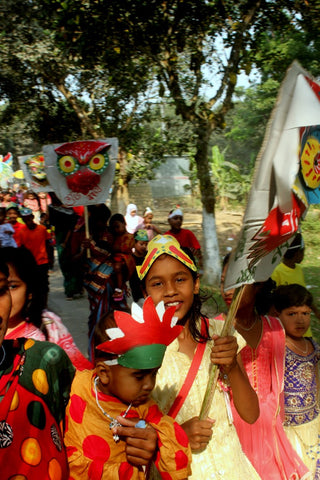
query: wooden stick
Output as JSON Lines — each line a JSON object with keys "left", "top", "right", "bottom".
{"left": 199, "top": 284, "right": 246, "bottom": 420}
{"left": 84, "top": 206, "right": 91, "bottom": 259}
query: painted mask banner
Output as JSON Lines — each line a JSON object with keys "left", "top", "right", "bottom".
{"left": 43, "top": 138, "right": 118, "bottom": 206}
{"left": 225, "top": 61, "right": 320, "bottom": 290}
{"left": 18, "top": 153, "right": 52, "bottom": 192}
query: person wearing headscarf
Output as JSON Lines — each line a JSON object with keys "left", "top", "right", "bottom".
{"left": 124, "top": 204, "right": 143, "bottom": 234}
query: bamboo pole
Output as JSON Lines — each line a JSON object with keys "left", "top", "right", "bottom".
{"left": 199, "top": 284, "right": 246, "bottom": 420}
{"left": 84, "top": 206, "right": 91, "bottom": 259}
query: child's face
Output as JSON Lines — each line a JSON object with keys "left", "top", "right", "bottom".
{"left": 278, "top": 305, "right": 312, "bottom": 338}
{"left": 7, "top": 209, "right": 18, "bottom": 223}
{"left": 144, "top": 213, "right": 153, "bottom": 224}
{"left": 106, "top": 365, "right": 158, "bottom": 406}
{"left": 112, "top": 220, "right": 126, "bottom": 235}
{"left": 23, "top": 215, "right": 34, "bottom": 228}
{"left": 7, "top": 264, "right": 28, "bottom": 323}
{"left": 134, "top": 240, "right": 148, "bottom": 257}
{"left": 168, "top": 215, "right": 183, "bottom": 230}
{"left": 145, "top": 255, "right": 199, "bottom": 322}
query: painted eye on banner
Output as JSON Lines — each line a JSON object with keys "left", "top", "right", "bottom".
{"left": 300, "top": 136, "right": 320, "bottom": 189}
{"left": 88, "top": 152, "right": 109, "bottom": 174}
{"left": 58, "top": 155, "right": 79, "bottom": 176}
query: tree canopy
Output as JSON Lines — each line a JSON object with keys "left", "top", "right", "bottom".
{"left": 2, "top": 0, "right": 320, "bottom": 282}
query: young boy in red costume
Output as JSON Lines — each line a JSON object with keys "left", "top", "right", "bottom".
{"left": 64, "top": 297, "right": 192, "bottom": 480}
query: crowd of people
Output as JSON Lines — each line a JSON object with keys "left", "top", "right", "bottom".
{"left": 0, "top": 186, "right": 319, "bottom": 479}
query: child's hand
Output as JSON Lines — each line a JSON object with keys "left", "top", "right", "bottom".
{"left": 181, "top": 416, "right": 215, "bottom": 452}
{"left": 210, "top": 335, "right": 238, "bottom": 374}
{"left": 113, "top": 416, "right": 157, "bottom": 466}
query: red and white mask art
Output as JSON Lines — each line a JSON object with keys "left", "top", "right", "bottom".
{"left": 43, "top": 138, "right": 118, "bottom": 206}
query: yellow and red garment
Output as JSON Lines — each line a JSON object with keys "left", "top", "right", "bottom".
{"left": 64, "top": 370, "right": 191, "bottom": 480}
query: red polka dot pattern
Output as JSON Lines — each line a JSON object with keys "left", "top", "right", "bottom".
{"left": 69, "top": 394, "right": 86, "bottom": 423}
{"left": 174, "top": 422, "right": 189, "bottom": 448}
{"left": 82, "top": 435, "right": 110, "bottom": 461}
{"left": 175, "top": 449, "right": 189, "bottom": 470}
{"left": 145, "top": 404, "right": 162, "bottom": 425}
{"left": 119, "top": 462, "right": 134, "bottom": 480}
{"left": 88, "top": 459, "right": 104, "bottom": 480}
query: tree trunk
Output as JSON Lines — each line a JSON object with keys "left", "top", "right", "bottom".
{"left": 194, "top": 123, "right": 221, "bottom": 286}
{"left": 111, "top": 148, "right": 130, "bottom": 214}
{"left": 55, "top": 82, "right": 100, "bottom": 139}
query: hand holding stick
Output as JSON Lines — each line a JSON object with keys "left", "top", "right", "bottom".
{"left": 199, "top": 284, "right": 246, "bottom": 420}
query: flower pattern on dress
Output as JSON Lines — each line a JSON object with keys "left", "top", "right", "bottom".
{"left": 284, "top": 340, "right": 320, "bottom": 426}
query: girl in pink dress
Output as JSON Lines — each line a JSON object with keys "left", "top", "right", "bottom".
{"left": 2, "top": 246, "right": 92, "bottom": 371}
{"left": 232, "top": 282, "right": 310, "bottom": 480}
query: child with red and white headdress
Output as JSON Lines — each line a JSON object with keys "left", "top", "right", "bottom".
{"left": 64, "top": 297, "right": 192, "bottom": 480}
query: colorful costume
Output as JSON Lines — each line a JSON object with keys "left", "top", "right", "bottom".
{"left": 0, "top": 338, "right": 75, "bottom": 479}
{"left": 83, "top": 234, "right": 114, "bottom": 352}
{"left": 64, "top": 370, "right": 191, "bottom": 480}
{"left": 152, "top": 318, "right": 260, "bottom": 480}
{"left": 5, "top": 310, "right": 92, "bottom": 371}
{"left": 283, "top": 340, "right": 320, "bottom": 479}
{"left": 112, "top": 231, "right": 136, "bottom": 278}
{"left": 232, "top": 316, "right": 310, "bottom": 480}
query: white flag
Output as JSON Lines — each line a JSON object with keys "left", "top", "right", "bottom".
{"left": 225, "top": 61, "right": 320, "bottom": 290}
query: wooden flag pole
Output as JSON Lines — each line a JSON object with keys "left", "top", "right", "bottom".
{"left": 84, "top": 206, "right": 91, "bottom": 259}
{"left": 199, "top": 284, "right": 246, "bottom": 420}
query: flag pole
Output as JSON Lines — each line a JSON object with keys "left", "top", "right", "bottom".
{"left": 84, "top": 206, "right": 91, "bottom": 259}
{"left": 199, "top": 284, "right": 246, "bottom": 420}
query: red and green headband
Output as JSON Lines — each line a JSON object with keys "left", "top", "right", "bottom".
{"left": 96, "top": 296, "right": 183, "bottom": 369}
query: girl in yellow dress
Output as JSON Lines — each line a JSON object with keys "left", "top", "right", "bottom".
{"left": 137, "top": 235, "right": 261, "bottom": 479}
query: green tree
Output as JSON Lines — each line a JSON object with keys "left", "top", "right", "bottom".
{"left": 210, "top": 145, "right": 252, "bottom": 208}
{"left": 2, "top": 0, "right": 320, "bottom": 283}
